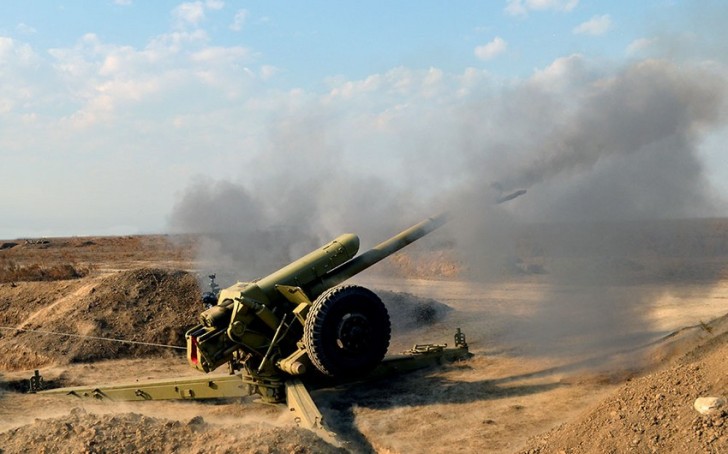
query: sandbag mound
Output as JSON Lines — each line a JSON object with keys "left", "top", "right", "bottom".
{"left": 0, "top": 268, "right": 201, "bottom": 370}
{"left": 0, "top": 408, "right": 346, "bottom": 454}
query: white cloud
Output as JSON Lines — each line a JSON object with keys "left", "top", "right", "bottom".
{"left": 627, "top": 37, "right": 657, "bottom": 55}
{"left": 529, "top": 54, "right": 591, "bottom": 94}
{"left": 205, "top": 0, "right": 224, "bottom": 10}
{"left": 573, "top": 15, "right": 612, "bottom": 36}
{"left": 474, "top": 37, "right": 507, "bottom": 61}
{"left": 0, "top": 37, "right": 44, "bottom": 118}
{"left": 0, "top": 36, "right": 15, "bottom": 58}
{"left": 0, "top": 7, "right": 278, "bottom": 237}
{"left": 506, "top": 0, "right": 579, "bottom": 16}
{"left": 259, "top": 65, "right": 280, "bottom": 81}
{"left": 230, "top": 9, "right": 248, "bottom": 31}
{"left": 190, "top": 46, "right": 249, "bottom": 63}
{"left": 37, "top": 26, "right": 262, "bottom": 132}
{"left": 16, "top": 23, "right": 37, "bottom": 35}
{"left": 174, "top": 2, "right": 206, "bottom": 27}
{"left": 173, "top": 1, "right": 226, "bottom": 29}
{"left": 114, "top": 0, "right": 132, "bottom": 5}
{"left": 0, "top": 36, "right": 41, "bottom": 67}
{"left": 147, "top": 30, "right": 209, "bottom": 55}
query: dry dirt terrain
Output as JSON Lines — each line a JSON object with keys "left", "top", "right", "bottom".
{"left": 0, "top": 220, "right": 727, "bottom": 453}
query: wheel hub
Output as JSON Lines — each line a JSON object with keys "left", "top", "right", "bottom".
{"left": 336, "top": 313, "right": 370, "bottom": 352}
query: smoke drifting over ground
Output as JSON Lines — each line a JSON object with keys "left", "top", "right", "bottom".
{"left": 505, "top": 60, "right": 724, "bottom": 221}
{"left": 447, "top": 58, "right": 726, "bottom": 274}
{"left": 169, "top": 56, "right": 728, "bottom": 356}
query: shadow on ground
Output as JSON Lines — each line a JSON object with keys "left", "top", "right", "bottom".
{"left": 314, "top": 366, "right": 563, "bottom": 453}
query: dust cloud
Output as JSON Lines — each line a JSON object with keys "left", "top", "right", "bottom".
{"left": 169, "top": 54, "right": 728, "bottom": 358}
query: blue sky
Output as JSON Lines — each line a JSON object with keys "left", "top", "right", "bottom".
{"left": 1, "top": 1, "right": 727, "bottom": 238}
{"left": 0, "top": 2, "right": 681, "bottom": 86}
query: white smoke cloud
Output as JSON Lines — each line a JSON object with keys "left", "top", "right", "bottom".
{"left": 164, "top": 52, "right": 728, "bottom": 286}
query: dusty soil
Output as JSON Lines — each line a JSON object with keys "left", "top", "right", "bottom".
{"left": 519, "top": 323, "right": 728, "bottom": 453}
{"left": 0, "top": 408, "right": 346, "bottom": 454}
{"left": 0, "top": 268, "right": 200, "bottom": 371}
{"left": 1, "top": 221, "right": 727, "bottom": 453}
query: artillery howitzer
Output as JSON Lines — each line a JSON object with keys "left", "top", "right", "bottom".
{"left": 38, "top": 213, "right": 472, "bottom": 436}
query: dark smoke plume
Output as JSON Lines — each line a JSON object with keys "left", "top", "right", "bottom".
{"left": 502, "top": 60, "right": 723, "bottom": 220}
{"left": 436, "top": 58, "right": 728, "bottom": 356}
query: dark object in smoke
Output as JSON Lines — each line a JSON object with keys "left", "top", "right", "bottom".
{"left": 201, "top": 292, "right": 217, "bottom": 309}
{"left": 513, "top": 258, "right": 547, "bottom": 275}
{"left": 496, "top": 189, "right": 527, "bottom": 205}
{"left": 379, "top": 290, "right": 452, "bottom": 332}
{"left": 490, "top": 182, "right": 527, "bottom": 204}
{"left": 414, "top": 304, "right": 437, "bottom": 324}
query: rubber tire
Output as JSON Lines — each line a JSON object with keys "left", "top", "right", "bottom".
{"left": 304, "top": 285, "right": 391, "bottom": 378}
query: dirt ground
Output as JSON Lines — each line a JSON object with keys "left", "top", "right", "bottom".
{"left": 1, "top": 221, "right": 727, "bottom": 453}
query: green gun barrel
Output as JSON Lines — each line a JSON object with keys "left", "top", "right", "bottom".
{"left": 308, "top": 212, "right": 449, "bottom": 296}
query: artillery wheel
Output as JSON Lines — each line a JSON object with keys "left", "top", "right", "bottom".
{"left": 303, "top": 285, "right": 391, "bottom": 378}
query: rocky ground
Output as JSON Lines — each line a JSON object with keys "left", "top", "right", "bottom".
{"left": 520, "top": 315, "right": 728, "bottom": 454}
{"left": 0, "top": 408, "right": 347, "bottom": 454}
